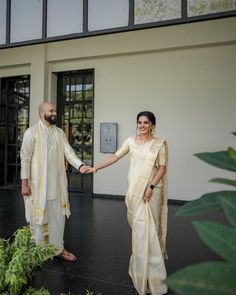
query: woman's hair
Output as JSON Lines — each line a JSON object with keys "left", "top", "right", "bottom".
{"left": 136, "top": 111, "right": 156, "bottom": 126}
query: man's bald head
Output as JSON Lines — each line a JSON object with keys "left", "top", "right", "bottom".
{"left": 38, "top": 102, "right": 56, "bottom": 117}
{"left": 38, "top": 102, "right": 57, "bottom": 126}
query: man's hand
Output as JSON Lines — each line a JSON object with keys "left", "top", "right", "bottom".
{"left": 21, "top": 179, "right": 32, "bottom": 196}
{"left": 80, "top": 165, "right": 91, "bottom": 174}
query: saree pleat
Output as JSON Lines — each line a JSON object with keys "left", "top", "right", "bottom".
{"left": 128, "top": 199, "right": 167, "bottom": 295}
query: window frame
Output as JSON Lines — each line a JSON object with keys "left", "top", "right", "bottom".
{"left": 0, "top": 0, "right": 235, "bottom": 49}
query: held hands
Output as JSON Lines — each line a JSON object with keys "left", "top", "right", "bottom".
{"left": 79, "top": 165, "right": 91, "bottom": 174}
{"left": 79, "top": 166, "right": 97, "bottom": 174}
{"left": 87, "top": 167, "right": 97, "bottom": 174}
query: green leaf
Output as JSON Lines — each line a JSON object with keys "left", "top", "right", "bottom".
{"left": 194, "top": 151, "right": 236, "bottom": 172}
{"left": 209, "top": 178, "right": 236, "bottom": 187}
{"left": 193, "top": 221, "right": 236, "bottom": 262}
{"left": 220, "top": 197, "right": 236, "bottom": 228}
{"left": 176, "top": 191, "right": 236, "bottom": 216}
{"left": 166, "top": 262, "right": 236, "bottom": 295}
{"left": 228, "top": 147, "right": 236, "bottom": 162}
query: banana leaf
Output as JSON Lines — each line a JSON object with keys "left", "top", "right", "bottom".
{"left": 193, "top": 221, "right": 236, "bottom": 262}
{"left": 176, "top": 191, "right": 236, "bottom": 216}
{"left": 194, "top": 151, "right": 236, "bottom": 172}
{"left": 209, "top": 178, "right": 236, "bottom": 187}
{"left": 220, "top": 197, "right": 236, "bottom": 228}
{"left": 166, "top": 262, "right": 236, "bottom": 295}
{"left": 227, "top": 147, "right": 236, "bottom": 163}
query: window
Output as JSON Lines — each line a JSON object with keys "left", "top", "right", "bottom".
{"left": 188, "top": 0, "right": 236, "bottom": 17}
{"left": 0, "top": 76, "right": 30, "bottom": 187}
{"left": 135, "top": 0, "right": 182, "bottom": 24}
{"left": 0, "top": 0, "right": 235, "bottom": 48}
{"left": 0, "top": 0, "right": 6, "bottom": 44}
{"left": 57, "top": 70, "right": 94, "bottom": 193}
{"left": 10, "top": 0, "right": 42, "bottom": 43}
{"left": 47, "top": 0, "right": 83, "bottom": 37}
{"left": 88, "top": 0, "right": 129, "bottom": 31}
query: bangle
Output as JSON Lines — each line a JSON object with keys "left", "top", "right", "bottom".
{"left": 93, "top": 167, "right": 97, "bottom": 173}
{"left": 149, "top": 184, "right": 155, "bottom": 190}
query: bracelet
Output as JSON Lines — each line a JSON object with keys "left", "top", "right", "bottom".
{"left": 93, "top": 167, "right": 97, "bottom": 173}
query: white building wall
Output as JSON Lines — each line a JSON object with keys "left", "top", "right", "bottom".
{"left": 0, "top": 17, "right": 235, "bottom": 200}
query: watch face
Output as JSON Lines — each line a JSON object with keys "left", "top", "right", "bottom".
{"left": 150, "top": 184, "right": 155, "bottom": 189}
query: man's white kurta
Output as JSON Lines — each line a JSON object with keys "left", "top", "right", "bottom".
{"left": 21, "top": 120, "right": 83, "bottom": 225}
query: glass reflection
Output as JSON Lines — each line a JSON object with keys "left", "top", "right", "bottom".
{"left": 135, "top": 0, "right": 181, "bottom": 24}
{"left": 59, "top": 70, "right": 94, "bottom": 190}
{"left": 1, "top": 76, "right": 30, "bottom": 186}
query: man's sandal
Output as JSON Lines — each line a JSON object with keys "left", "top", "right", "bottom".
{"left": 57, "top": 249, "right": 77, "bottom": 262}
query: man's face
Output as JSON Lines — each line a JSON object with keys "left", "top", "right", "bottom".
{"left": 44, "top": 105, "right": 57, "bottom": 125}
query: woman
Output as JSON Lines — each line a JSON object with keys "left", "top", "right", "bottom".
{"left": 90, "top": 111, "right": 168, "bottom": 295}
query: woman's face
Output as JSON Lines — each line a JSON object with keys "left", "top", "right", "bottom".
{"left": 137, "top": 115, "right": 153, "bottom": 135}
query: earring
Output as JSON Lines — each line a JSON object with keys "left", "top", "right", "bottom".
{"left": 150, "top": 126, "right": 156, "bottom": 135}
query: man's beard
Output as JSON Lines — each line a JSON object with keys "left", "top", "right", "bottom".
{"left": 44, "top": 114, "right": 57, "bottom": 125}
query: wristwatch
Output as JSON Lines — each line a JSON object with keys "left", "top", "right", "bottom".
{"left": 149, "top": 184, "right": 155, "bottom": 190}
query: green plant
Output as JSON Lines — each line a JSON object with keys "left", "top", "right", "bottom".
{"left": 166, "top": 134, "right": 236, "bottom": 295}
{"left": 0, "top": 226, "right": 56, "bottom": 295}
{"left": 0, "top": 238, "right": 9, "bottom": 292}
{"left": 23, "top": 287, "right": 51, "bottom": 295}
{"left": 59, "top": 291, "right": 101, "bottom": 295}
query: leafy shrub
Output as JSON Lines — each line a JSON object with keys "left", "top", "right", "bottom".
{"left": 0, "top": 226, "right": 56, "bottom": 295}
{"left": 23, "top": 287, "right": 51, "bottom": 295}
{"left": 166, "top": 135, "right": 236, "bottom": 295}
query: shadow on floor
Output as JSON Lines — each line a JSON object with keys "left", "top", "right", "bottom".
{"left": 0, "top": 189, "right": 225, "bottom": 295}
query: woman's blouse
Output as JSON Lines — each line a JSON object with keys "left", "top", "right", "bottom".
{"left": 115, "top": 136, "right": 166, "bottom": 167}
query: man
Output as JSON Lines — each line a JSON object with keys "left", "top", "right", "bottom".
{"left": 21, "top": 102, "right": 89, "bottom": 262}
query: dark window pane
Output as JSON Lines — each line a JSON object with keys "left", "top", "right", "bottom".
{"left": 0, "top": 75, "right": 30, "bottom": 186}
{"left": 57, "top": 70, "right": 94, "bottom": 192}
{"left": 8, "top": 146, "right": 16, "bottom": 164}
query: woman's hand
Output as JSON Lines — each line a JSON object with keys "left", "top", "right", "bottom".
{"left": 143, "top": 186, "right": 153, "bottom": 203}
{"left": 86, "top": 167, "right": 97, "bottom": 173}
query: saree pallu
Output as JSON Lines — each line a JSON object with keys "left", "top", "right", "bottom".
{"left": 117, "top": 137, "right": 168, "bottom": 295}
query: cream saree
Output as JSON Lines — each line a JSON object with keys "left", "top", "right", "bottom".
{"left": 115, "top": 137, "right": 168, "bottom": 295}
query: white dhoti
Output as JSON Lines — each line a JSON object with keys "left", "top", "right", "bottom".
{"left": 33, "top": 199, "right": 65, "bottom": 254}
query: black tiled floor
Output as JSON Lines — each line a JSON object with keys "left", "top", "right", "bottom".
{"left": 0, "top": 189, "right": 225, "bottom": 295}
